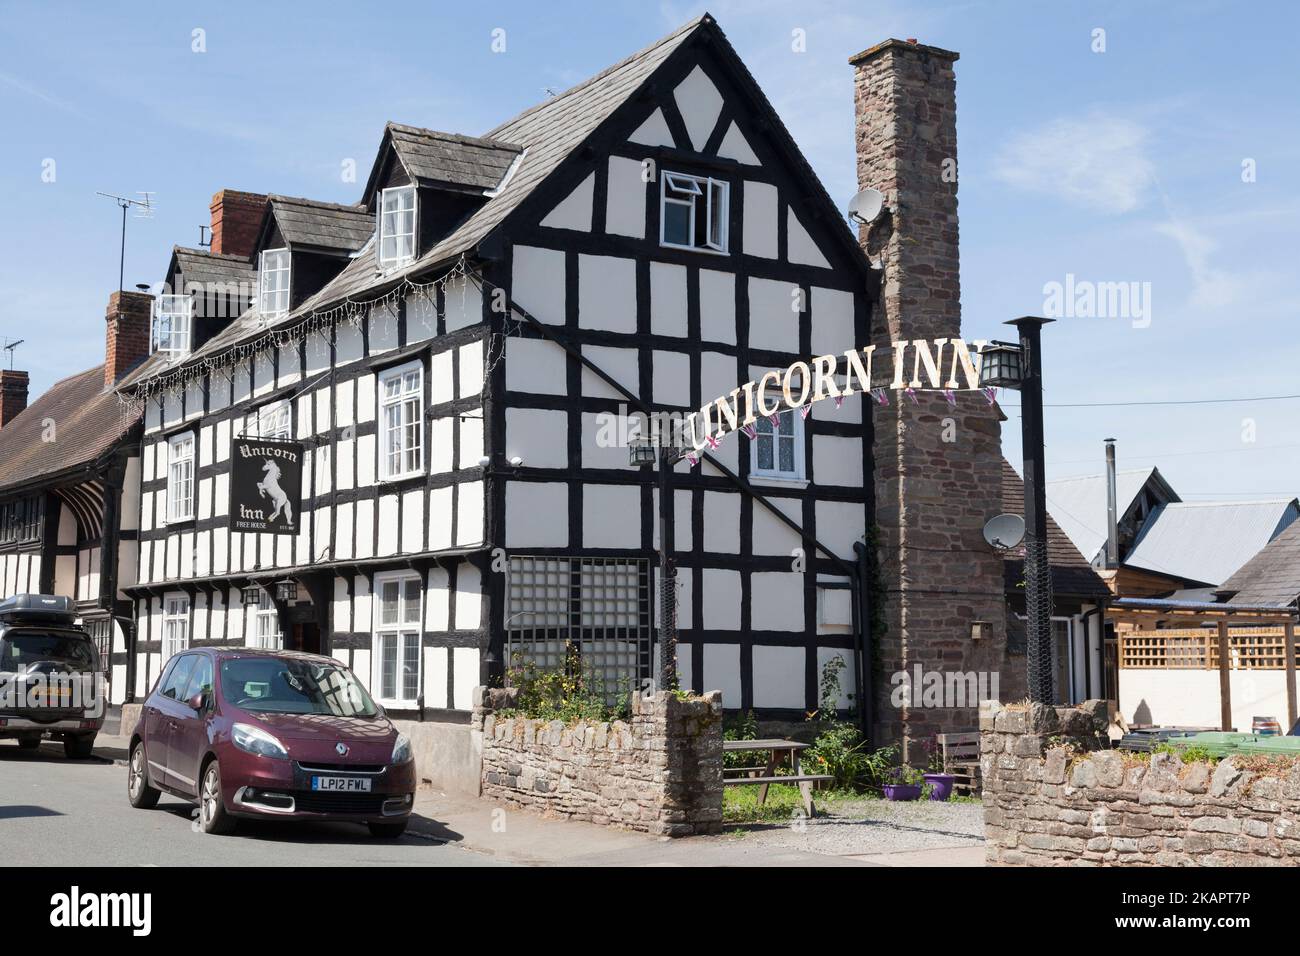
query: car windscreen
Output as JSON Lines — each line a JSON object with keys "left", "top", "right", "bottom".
{"left": 0, "top": 631, "right": 96, "bottom": 674}
{"left": 219, "top": 657, "right": 378, "bottom": 717}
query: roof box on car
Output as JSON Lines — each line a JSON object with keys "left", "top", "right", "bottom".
{"left": 0, "top": 593, "right": 77, "bottom": 623}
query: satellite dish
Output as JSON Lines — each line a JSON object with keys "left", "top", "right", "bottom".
{"left": 983, "top": 513, "right": 1026, "bottom": 551}
{"left": 847, "top": 187, "right": 885, "bottom": 225}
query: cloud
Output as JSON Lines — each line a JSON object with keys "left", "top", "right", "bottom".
{"left": 994, "top": 111, "right": 1156, "bottom": 214}
{"left": 1152, "top": 217, "right": 1240, "bottom": 309}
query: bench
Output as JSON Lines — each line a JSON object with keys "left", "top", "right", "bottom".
{"left": 937, "top": 731, "right": 981, "bottom": 796}
{"left": 723, "top": 739, "right": 835, "bottom": 816}
{"left": 723, "top": 774, "right": 834, "bottom": 816}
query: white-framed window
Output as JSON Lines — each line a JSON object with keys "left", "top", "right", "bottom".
{"left": 378, "top": 360, "right": 423, "bottom": 480}
{"left": 248, "top": 398, "right": 291, "bottom": 439}
{"left": 250, "top": 590, "right": 282, "bottom": 650}
{"left": 378, "top": 185, "right": 417, "bottom": 267}
{"left": 152, "top": 294, "right": 193, "bottom": 357}
{"left": 166, "top": 432, "right": 195, "bottom": 522}
{"left": 751, "top": 408, "right": 805, "bottom": 480}
{"left": 372, "top": 572, "right": 422, "bottom": 705}
{"left": 660, "top": 171, "right": 728, "bottom": 253}
{"left": 259, "top": 248, "right": 290, "bottom": 317}
{"left": 162, "top": 593, "right": 190, "bottom": 661}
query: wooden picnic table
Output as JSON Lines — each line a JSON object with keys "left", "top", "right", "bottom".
{"left": 723, "top": 738, "right": 829, "bottom": 815}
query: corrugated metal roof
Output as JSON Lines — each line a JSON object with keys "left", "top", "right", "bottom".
{"left": 1044, "top": 468, "right": 1167, "bottom": 564}
{"left": 1125, "top": 499, "right": 1299, "bottom": 587}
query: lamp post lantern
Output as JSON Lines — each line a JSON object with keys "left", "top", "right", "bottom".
{"left": 982, "top": 317, "right": 1056, "bottom": 703}
{"left": 631, "top": 437, "right": 680, "bottom": 693}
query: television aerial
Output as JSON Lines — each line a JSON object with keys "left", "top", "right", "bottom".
{"left": 847, "top": 187, "right": 885, "bottom": 225}
{"left": 983, "top": 513, "right": 1026, "bottom": 551}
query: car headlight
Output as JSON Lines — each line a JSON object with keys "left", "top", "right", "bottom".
{"left": 391, "top": 732, "right": 412, "bottom": 764}
{"left": 232, "top": 722, "right": 288, "bottom": 759}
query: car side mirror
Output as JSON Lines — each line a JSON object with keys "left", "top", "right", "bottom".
{"left": 188, "top": 691, "right": 208, "bottom": 712}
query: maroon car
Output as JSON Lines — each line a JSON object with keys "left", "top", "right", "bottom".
{"left": 127, "top": 647, "right": 415, "bottom": 837}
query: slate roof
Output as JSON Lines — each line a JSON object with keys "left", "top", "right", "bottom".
{"left": 268, "top": 195, "right": 374, "bottom": 252}
{"left": 1045, "top": 467, "right": 1179, "bottom": 564}
{"left": 384, "top": 124, "right": 523, "bottom": 192}
{"left": 1124, "top": 499, "right": 1299, "bottom": 587}
{"left": 0, "top": 367, "right": 139, "bottom": 495}
{"left": 171, "top": 246, "right": 257, "bottom": 293}
{"left": 1220, "top": 519, "right": 1300, "bottom": 608}
{"left": 1002, "top": 459, "right": 1110, "bottom": 599}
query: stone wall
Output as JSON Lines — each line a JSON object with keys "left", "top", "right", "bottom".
{"left": 472, "top": 687, "right": 723, "bottom": 837}
{"left": 983, "top": 699, "right": 1300, "bottom": 866}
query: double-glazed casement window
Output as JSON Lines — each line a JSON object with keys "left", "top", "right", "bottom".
{"left": 248, "top": 399, "right": 291, "bottom": 439}
{"left": 152, "top": 294, "right": 193, "bottom": 357}
{"left": 660, "top": 171, "right": 728, "bottom": 253}
{"left": 751, "top": 408, "right": 805, "bottom": 481}
{"left": 378, "top": 185, "right": 416, "bottom": 267}
{"left": 378, "top": 360, "right": 423, "bottom": 480}
{"left": 372, "top": 572, "right": 422, "bottom": 705}
{"left": 258, "top": 248, "right": 290, "bottom": 317}
{"left": 166, "top": 432, "right": 195, "bottom": 522}
{"left": 162, "top": 594, "right": 190, "bottom": 661}
{"left": 250, "top": 590, "right": 282, "bottom": 650}
{"left": 0, "top": 495, "right": 43, "bottom": 546}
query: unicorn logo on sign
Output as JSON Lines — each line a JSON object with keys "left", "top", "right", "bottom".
{"left": 257, "top": 459, "right": 293, "bottom": 526}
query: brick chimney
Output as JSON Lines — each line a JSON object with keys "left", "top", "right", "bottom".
{"left": 851, "top": 39, "right": 1009, "bottom": 759}
{"left": 105, "top": 290, "right": 153, "bottom": 387}
{"left": 0, "top": 369, "right": 29, "bottom": 427}
{"left": 209, "top": 189, "right": 268, "bottom": 259}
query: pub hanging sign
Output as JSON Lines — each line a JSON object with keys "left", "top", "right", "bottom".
{"left": 229, "top": 438, "right": 303, "bottom": 535}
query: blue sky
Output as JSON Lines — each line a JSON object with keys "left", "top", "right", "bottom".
{"left": 1, "top": 0, "right": 1297, "bottom": 502}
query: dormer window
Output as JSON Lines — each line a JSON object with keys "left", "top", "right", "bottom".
{"left": 660, "top": 172, "right": 728, "bottom": 253}
{"left": 151, "top": 294, "right": 192, "bottom": 357}
{"left": 378, "top": 185, "right": 416, "bottom": 267}
{"left": 259, "top": 248, "right": 290, "bottom": 316}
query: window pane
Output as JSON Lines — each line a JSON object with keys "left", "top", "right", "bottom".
{"left": 757, "top": 435, "right": 774, "bottom": 470}
{"left": 380, "top": 635, "right": 397, "bottom": 699}
{"left": 663, "top": 201, "right": 691, "bottom": 246}
{"left": 402, "top": 579, "right": 421, "bottom": 625}
{"left": 380, "top": 581, "right": 400, "bottom": 626}
{"left": 778, "top": 434, "right": 795, "bottom": 473}
{"left": 402, "top": 634, "right": 419, "bottom": 700}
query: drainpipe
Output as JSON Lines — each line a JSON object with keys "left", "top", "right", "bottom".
{"left": 1104, "top": 438, "right": 1119, "bottom": 569}
{"left": 853, "top": 540, "right": 873, "bottom": 741}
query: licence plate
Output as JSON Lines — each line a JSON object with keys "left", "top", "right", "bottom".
{"left": 311, "top": 776, "right": 371, "bottom": 792}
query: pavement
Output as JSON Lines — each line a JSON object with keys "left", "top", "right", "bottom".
{"left": 0, "top": 732, "right": 987, "bottom": 867}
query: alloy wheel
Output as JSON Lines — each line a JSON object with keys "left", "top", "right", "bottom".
{"left": 202, "top": 767, "right": 220, "bottom": 825}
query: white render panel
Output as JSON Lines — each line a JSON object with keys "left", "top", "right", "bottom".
{"left": 651, "top": 488, "right": 694, "bottom": 552}
{"left": 458, "top": 340, "right": 484, "bottom": 398}
{"left": 452, "top": 648, "right": 479, "bottom": 710}
{"left": 455, "top": 564, "right": 482, "bottom": 630}
{"left": 456, "top": 481, "right": 484, "bottom": 547}
{"left": 458, "top": 414, "right": 484, "bottom": 470}
{"left": 698, "top": 268, "right": 736, "bottom": 343}
{"left": 701, "top": 352, "right": 739, "bottom": 412}
{"left": 506, "top": 408, "right": 569, "bottom": 469}
{"left": 751, "top": 572, "right": 805, "bottom": 631}
{"left": 428, "top": 486, "right": 453, "bottom": 551}
{"left": 505, "top": 336, "right": 567, "bottom": 395}
{"left": 540, "top": 172, "right": 594, "bottom": 231}
{"left": 578, "top": 255, "right": 636, "bottom": 333}
{"left": 718, "top": 121, "right": 761, "bottom": 165}
{"left": 369, "top": 303, "right": 400, "bottom": 354}
{"left": 355, "top": 498, "right": 375, "bottom": 559}
{"left": 813, "top": 435, "right": 863, "bottom": 487}
{"left": 356, "top": 373, "right": 375, "bottom": 424}
{"left": 337, "top": 438, "right": 356, "bottom": 489}
{"left": 811, "top": 287, "right": 855, "bottom": 357}
{"left": 751, "top": 495, "right": 804, "bottom": 556}
{"left": 427, "top": 566, "right": 450, "bottom": 631}
{"left": 752, "top": 645, "right": 805, "bottom": 708}
{"left": 336, "top": 321, "right": 363, "bottom": 364}
{"left": 673, "top": 65, "right": 724, "bottom": 151}
{"left": 582, "top": 484, "right": 641, "bottom": 549}
{"left": 356, "top": 434, "right": 376, "bottom": 487}
{"left": 511, "top": 246, "right": 566, "bottom": 325}
{"left": 252, "top": 351, "right": 274, "bottom": 396}
{"left": 184, "top": 380, "right": 204, "bottom": 419}
{"left": 580, "top": 411, "right": 632, "bottom": 471}
{"left": 377, "top": 494, "right": 398, "bottom": 554}
{"left": 628, "top": 107, "right": 674, "bottom": 147}
{"left": 816, "top": 648, "right": 855, "bottom": 707}
{"left": 424, "top": 647, "right": 448, "bottom": 709}
{"left": 701, "top": 569, "right": 741, "bottom": 630}
{"left": 305, "top": 331, "right": 331, "bottom": 374}
{"left": 231, "top": 360, "right": 252, "bottom": 405}
{"left": 402, "top": 489, "right": 424, "bottom": 553}
{"left": 704, "top": 491, "right": 741, "bottom": 553}
{"left": 743, "top": 181, "right": 779, "bottom": 260}
{"left": 444, "top": 276, "right": 483, "bottom": 331}
{"left": 581, "top": 345, "right": 639, "bottom": 399}
{"left": 606, "top": 157, "right": 647, "bottom": 239}
{"left": 209, "top": 371, "right": 231, "bottom": 411}
{"left": 652, "top": 350, "right": 691, "bottom": 407}
{"left": 702, "top": 644, "right": 741, "bottom": 707}
{"left": 429, "top": 350, "right": 454, "bottom": 405}
{"left": 788, "top": 209, "right": 831, "bottom": 268}
{"left": 333, "top": 577, "right": 352, "bottom": 633}
{"left": 278, "top": 342, "right": 301, "bottom": 384}
{"left": 334, "top": 501, "right": 354, "bottom": 560}
{"left": 814, "top": 500, "right": 865, "bottom": 559}
{"left": 748, "top": 276, "right": 800, "bottom": 353}
{"left": 406, "top": 292, "right": 437, "bottom": 342}
{"left": 506, "top": 481, "right": 568, "bottom": 548}
{"left": 649, "top": 261, "right": 688, "bottom": 337}
{"left": 428, "top": 418, "right": 453, "bottom": 474}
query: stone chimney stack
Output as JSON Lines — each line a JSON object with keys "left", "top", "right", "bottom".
{"left": 850, "top": 39, "right": 1010, "bottom": 759}
{"left": 0, "top": 369, "right": 29, "bottom": 427}
{"left": 208, "top": 189, "right": 268, "bottom": 260}
{"left": 105, "top": 290, "right": 153, "bottom": 388}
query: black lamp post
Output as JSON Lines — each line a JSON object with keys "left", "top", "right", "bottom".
{"left": 631, "top": 437, "right": 680, "bottom": 693}
{"left": 982, "top": 317, "right": 1056, "bottom": 703}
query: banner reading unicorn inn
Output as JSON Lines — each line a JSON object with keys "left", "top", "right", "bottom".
{"left": 229, "top": 438, "right": 303, "bottom": 534}
{"left": 662, "top": 337, "right": 992, "bottom": 458}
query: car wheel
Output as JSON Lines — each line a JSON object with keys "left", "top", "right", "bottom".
{"left": 367, "top": 820, "right": 408, "bottom": 839}
{"left": 63, "top": 735, "right": 95, "bottom": 759}
{"left": 127, "top": 741, "right": 161, "bottom": 809}
{"left": 199, "top": 762, "right": 236, "bottom": 835}
{"left": 17, "top": 736, "right": 41, "bottom": 750}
